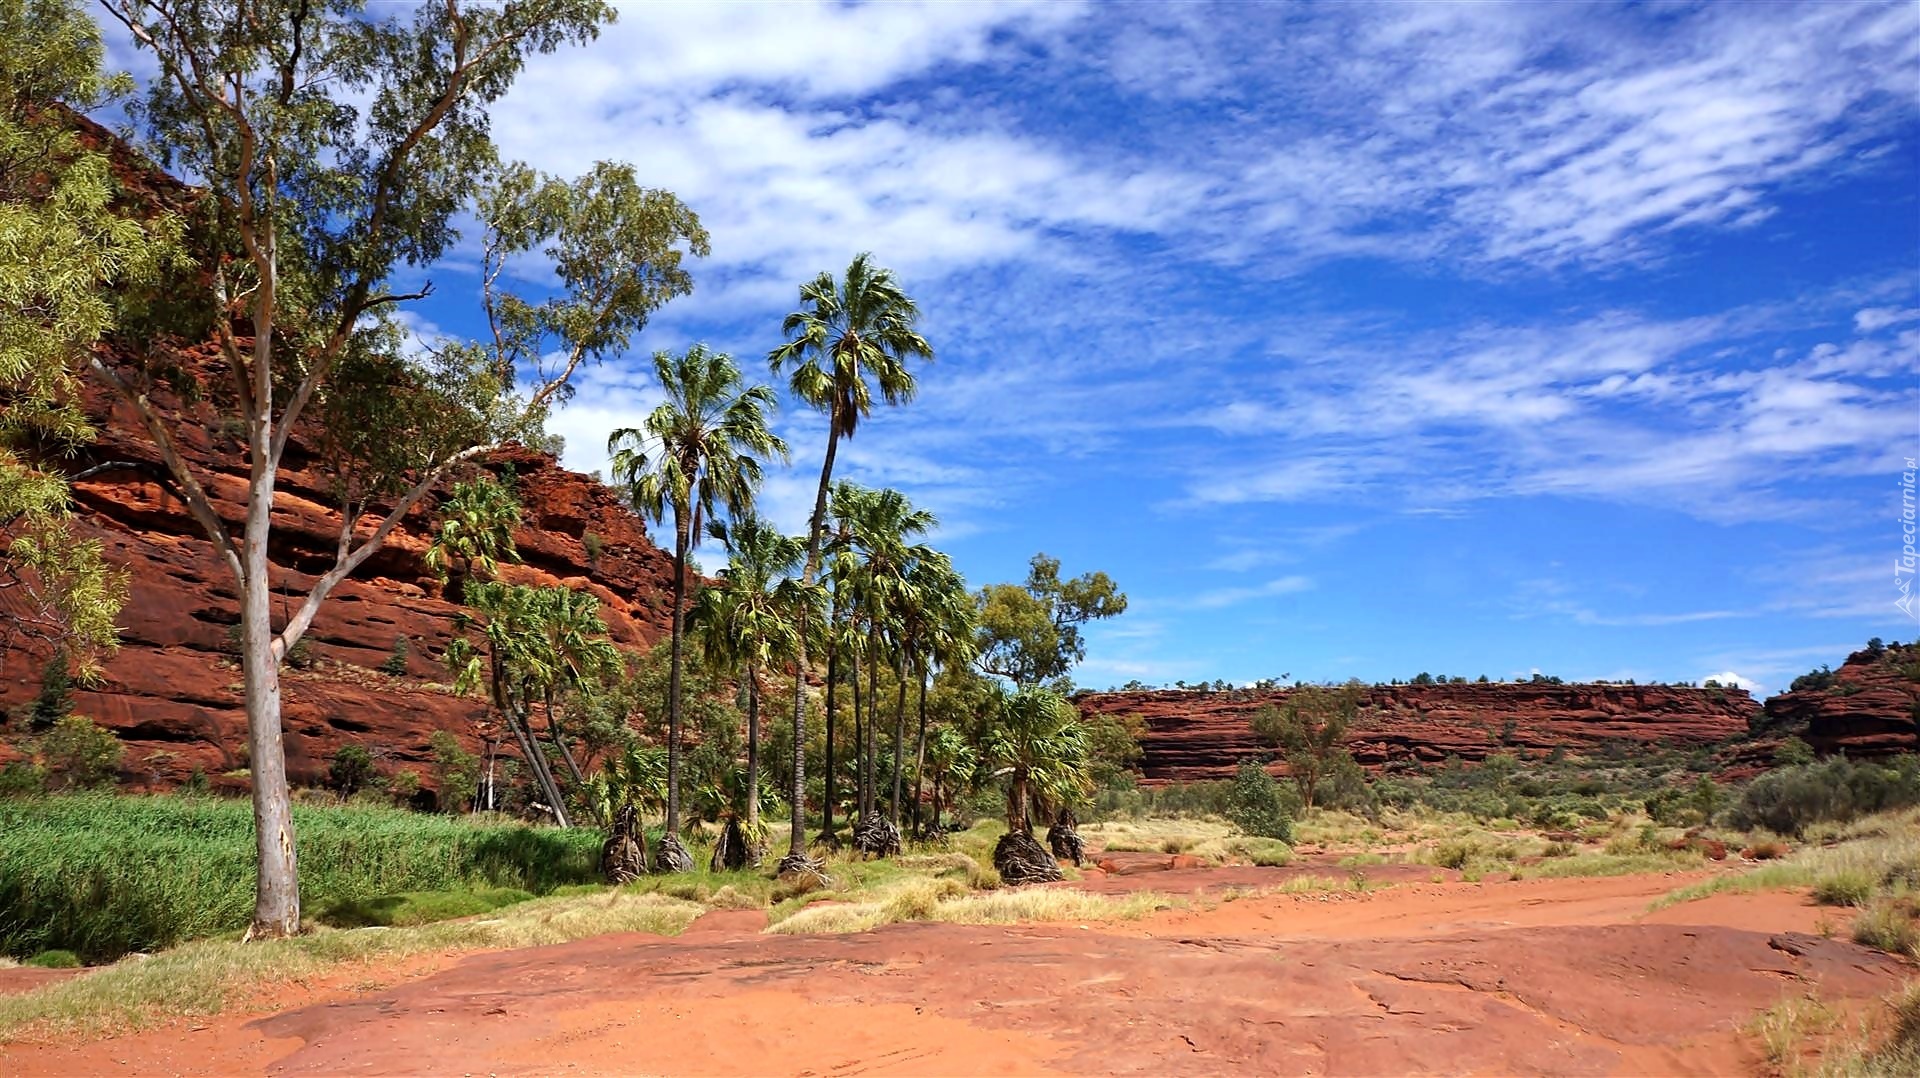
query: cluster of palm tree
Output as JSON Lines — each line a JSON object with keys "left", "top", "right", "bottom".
{"left": 431, "top": 251, "right": 1098, "bottom": 884}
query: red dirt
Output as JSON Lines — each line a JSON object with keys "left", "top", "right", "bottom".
{"left": 6, "top": 867, "right": 1912, "bottom": 1076}
{"left": 0, "top": 969, "right": 79, "bottom": 998}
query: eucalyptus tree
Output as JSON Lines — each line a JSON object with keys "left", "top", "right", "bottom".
{"left": 90, "top": 0, "right": 707, "bottom": 938}
{"left": 695, "top": 514, "right": 817, "bottom": 849}
{"left": 0, "top": 0, "right": 181, "bottom": 680}
{"left": 607, "top": 345, "right": 785, "bottom": 869}
{"left": 767, "top": 253, "right": 933, "bottom": 867}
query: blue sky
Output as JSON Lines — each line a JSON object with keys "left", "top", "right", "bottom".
{"left": 125, "top": 1, "right": 1920, "bottom": 695}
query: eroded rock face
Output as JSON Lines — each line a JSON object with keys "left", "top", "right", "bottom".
{"left": 1760, "top": 644, "right": 1920, "bottom": 758}
{"left": 0, "top": 352, "right": 676, "bottom": 795}
{"left": 1074, "top": 682, "right": 1760, "bottom": 784}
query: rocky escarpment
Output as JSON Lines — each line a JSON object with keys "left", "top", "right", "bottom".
{"left": 1758, "top": 643, "right": 1920, "bottom": 758}
{"left": 1075, "top": 682, "right": 1760, "bottom": 785}
{"left": 0, "top": 347, "right": 677, "bottom": 794}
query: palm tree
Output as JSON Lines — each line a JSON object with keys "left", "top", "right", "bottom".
{"left": 608, "top": 345, "right": 786, "bottom": 867}
{"left": 983, "top": 686, "right": 1090, "bottom": 885}
{"left": 984, "top": 686, "right": 1090, "bottom": 836}
{"left": 907, "top": 553, "right": 974, "bottom": 838}
{"left": 424, "top": 474, "right": 522, "bottom": 604}
{"left": 768, "top": 254, "right": 933, "bottom": 864}
{"left": 922, "top": 723, "right": 975, "bottom": 837}
{"left": 697, "top": 514, "right": 815, "bottom": 854}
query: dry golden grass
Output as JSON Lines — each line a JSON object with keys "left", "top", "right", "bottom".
{"left": 766, "top": 877, "right": 1179, "bottom": 935}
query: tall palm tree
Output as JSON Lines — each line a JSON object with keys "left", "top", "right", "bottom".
{"left": 907, "top": 553, "right": 974, "bottom": 838}
{"left": 768, "top": 256, "right": 932, "bottom": 862}
{"left": 698, "top": 514, "right": 815, "bottom": 850}
{"left": 608, "top": 345, "right": 786, "bottom": 864}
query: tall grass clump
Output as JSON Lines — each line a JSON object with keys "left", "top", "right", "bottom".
{"left": 0, "top": 793, "right": 603, "bottom": 962}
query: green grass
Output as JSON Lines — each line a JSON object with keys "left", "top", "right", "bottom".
{"left": 318, "top": 887, "right": 536, "bottom": 928}
{"left": 0, "top": 890, "right": 701, "bottom": 1043}
{"left": 23, "top": 951, "right": 79, "bottom": 969}
{"left": 0, "top": 793, "right": 604, "bottom": 962}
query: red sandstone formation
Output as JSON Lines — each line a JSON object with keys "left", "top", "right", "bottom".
{"left": 1759, "top": 643, "right": 1920, "bottom": 758}
{"left": 1075, "top": 681, "right": 1760, "bottom": 784}
{"left": 0, "top": 355, "right": 677, "bottom": 793}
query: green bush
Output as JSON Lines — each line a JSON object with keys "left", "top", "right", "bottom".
{"left": 0, "top": 793, "right": 603, "bottom": 962}
{"left": 1221, "top": 759, "right": 1297, "bottom": 841}
{"left": 1729, "top": 755, "right": 1920, "bottom": 836}
{"left": 25, "top": 949, "right": 80, "bottom": 969}
{"left": 329, "top": 744, "right": 375, "bottom": 797}
{"left": 41, "top": 716, "right": 122, "bottom": 789}
{"left": 1810, "top": 870, "right": 1875, "bottom": 907}
{"left": 379, "top": 636, "right": 411, "bottom": 677}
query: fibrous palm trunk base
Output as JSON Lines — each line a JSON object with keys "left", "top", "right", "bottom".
{"left": 653, "top": 831, "right": 694, "bottom": 874}
{"left": 852, "top": 811, "right": 902, "bottom": 858}
{"left": 1046, "top": 808, "right": 1086, "bottom": 867}
{"left": 601, "top": 803, "right": 648, "bottom": 884}
{"left": 710, "top": 816, "right": 750, "bottom": 872}
{"left": 775, "top": 851, "right": 832, "bottom": 889}
{"left": 994, "top": 830, "right": 1064, "bottom": 885}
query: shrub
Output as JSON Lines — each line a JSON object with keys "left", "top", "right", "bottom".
{"left": 41, "top": 715, "right": 122, "bottom": 789}
{"left": 1789, "top": 665, "right": 1835, "bottom": 693}
{"left": 1221, "top": 759, "right": 1297, "bottom": 841}
{"left": 1730, "top": 755, "right": 1920, "bottom": 836}
{"left": 29, "top": 656, "right": 72, "bottom": 732}
{"left": 25, "top": 949, "right": 80, "bottom": 969}
{"left": 428, "top": 731, "right": 479, "bottom": 813}
{"left": 329, "top": 744, "right": 376, "bottom": 797}
{"left": 1773, "top": 737, "right": 1815, "bottom": 767}
{"left": 0, "top": 761, "right": 47, "bottom": 798}
{"left": 379, "top": 636, "right": 411, "bottom": 677}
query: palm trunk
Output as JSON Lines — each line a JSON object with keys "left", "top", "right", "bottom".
{"left": 544, "top": 688, "right": 587, "bottom": 786}
{"left": 890, "top": 651, "right": 907, "bottom": 828}
{"left": 665, "top": 512, "right": 690, "bottom": 833}
{"left": 496, "top": 665, "right": 567, "bottom": 827}
{"left": 240, "top": 549, "right": 299, "bottom": 939}
{"left": 787, "top": 428, "right": 840, "bottom": 857}
{"left": 865, "top": 627, "right": 880, "bottom": 818}
{"left": 850, "top": 640, "right": 866, "bottom": 819}
{"left": 745, "top": 660, "right": 761, "bottom": 835}
{"left": 911, "top": 662, "right": 930, "bottom": 838}
{"left": 1009, "top": 770, "right": 1031, "bottom": 835}
{"left": 820, "top": 640, "right": 837, "bottom": 842}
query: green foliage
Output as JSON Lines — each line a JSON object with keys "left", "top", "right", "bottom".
{"left": 1221, "top": 759, "right": 1298, "bottom": 841}
{"left": 0, "top": 793, "right": 603, "bottom": 962}
{"left": 0, "top": 761, "right": 48, "bottom": 797}
{"left": 974, "top": 554, "right": 1127, "bottom": 688}
{"left": 29, "top": 654, "right": 72, "bottom": 731}
{"left": 1730, "top": 755, "right": 1920, "bottom": 836}
{"left": 769, "top": 251, "right": 934, "bottom": 447}
{"left": 380, "top": 636, "right": 411, "bottom": 677}
{"left": 0, "top": 0, "right": 177, "bottom": 677}
{"left": 424, "top": 475, "right": 524, "bottom": 588}
{"left": 328, "top": 745, "right": 375, "bottom": 798}
{"left": 1774, "top": 736, "right": 1816, "bottom": 767}
{"left": 25, "top": 949, "right": 80, "bottom": 969}
{"left": 319, "top": 887, "right": 534, "bottom": 928}
{"left": 1790, "top": 665, "right": 1836, "bottom": 693}
{"left": 428, "top": 731, "right": 478, "bottom": 813}
{"left": 40, "top": 714, "right": 120, "bottom": 789}
{"left": 981, "top": 686, "right": 1089, "bottom": 833}
{"left": 1252, "top": 682, "right": 1366, "bottom": 811}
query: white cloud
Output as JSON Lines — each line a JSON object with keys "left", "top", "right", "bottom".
{"left": 1191, "top": 575, "right": 1314, "bottom": 610}
{"left": 1702, "top": 670, "right": 1762, "bottom": 693}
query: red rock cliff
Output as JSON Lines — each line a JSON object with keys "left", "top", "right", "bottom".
{"left": 1075, "top": 682, "right": 1760, "bottom": 785}
{"left": 1759, "top": 644, "right": 1920, "bottom": 758}
{"left": 0, "top": 352, "right": 678, "bottom": 793}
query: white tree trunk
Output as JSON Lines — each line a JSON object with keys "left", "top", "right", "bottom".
{"left": 241, "top": 486, "right": 300, "bottom": 938}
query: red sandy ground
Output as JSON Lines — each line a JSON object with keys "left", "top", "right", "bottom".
{"left": 4, "top": 858, "right": 1914, "bottom": 1077}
